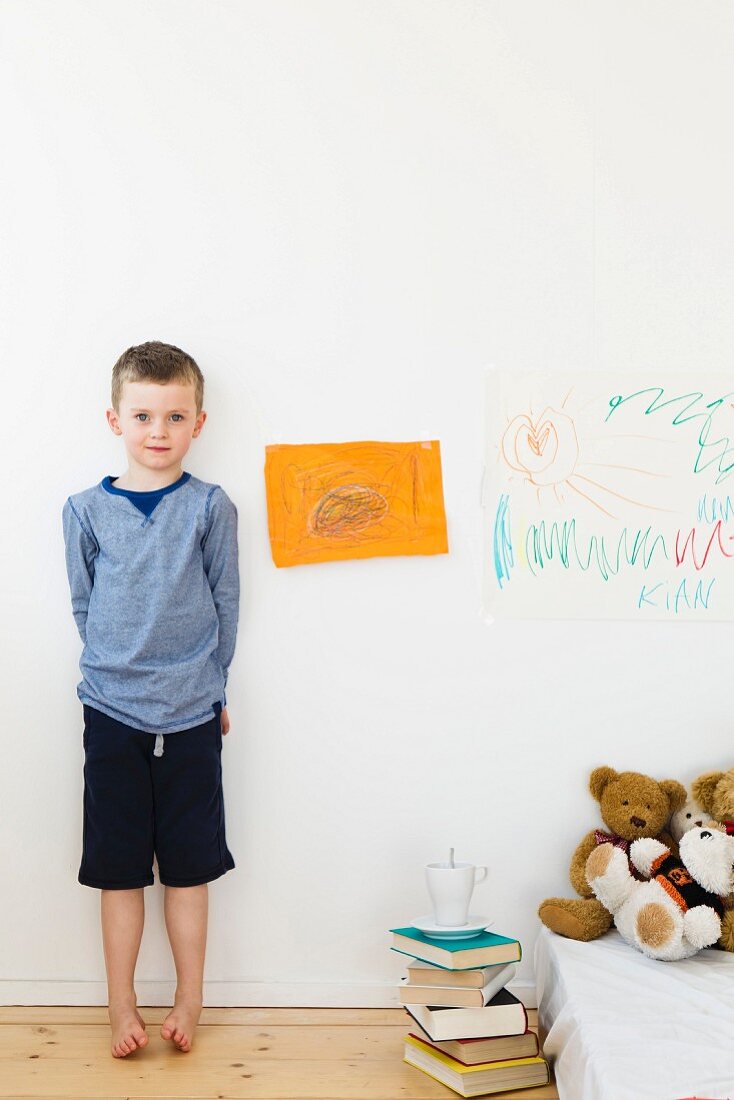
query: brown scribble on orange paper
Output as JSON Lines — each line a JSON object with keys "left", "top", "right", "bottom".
{"left": 264, "top": 440, "right": 449, "bottom": 567}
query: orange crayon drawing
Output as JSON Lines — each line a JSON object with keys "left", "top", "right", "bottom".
{"left": 264, "top": 440, "right": 449, "bottom": 567}
{"left": 499, "top": 402, "right": 670, "bottom": 519}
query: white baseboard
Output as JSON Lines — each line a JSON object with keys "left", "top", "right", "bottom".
{"left": 0, "top": 979, "right": 536, "bottom": 1009}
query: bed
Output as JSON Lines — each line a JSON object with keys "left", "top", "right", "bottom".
{"left": 535, "top": 925, "right": 734, "bottom": 1100}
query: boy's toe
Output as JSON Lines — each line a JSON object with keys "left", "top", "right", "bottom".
{"left": 131, "top": 1022, "right": 147, "bottom": 1044}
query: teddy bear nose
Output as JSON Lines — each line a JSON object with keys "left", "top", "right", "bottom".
{"left": 631, "top": 816, "right": 646, "bottom": 828}
{"left": 700, "top": 830, "right": 712, "bottom": 838}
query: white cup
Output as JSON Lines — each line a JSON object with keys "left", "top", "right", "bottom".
{"left": 425, "top": 861, "right": 488, "bottom": 926}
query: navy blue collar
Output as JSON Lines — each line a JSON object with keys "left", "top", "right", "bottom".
{"left": 102, "top": 471, "right": 191, "bottom": 498}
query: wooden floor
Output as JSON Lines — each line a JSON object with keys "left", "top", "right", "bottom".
{"left": 0, "top": 1005, "right": 557, "bottom": 1099}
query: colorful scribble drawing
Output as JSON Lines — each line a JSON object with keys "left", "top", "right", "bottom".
{"left": 307, "top": 483, "right": 389, "bottom": 538}
{"left": 499, "top": 393, "right": 670, "bottom": 521}
{"left": 483, "top": 371, "right": 734, "bottom": 621}
{"left": 265, "top": 440, "right": 448, "bottom": 567}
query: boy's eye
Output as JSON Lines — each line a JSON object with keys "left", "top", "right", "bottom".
{"left": 134, "top": 413, "right": 184, "bottom": 422}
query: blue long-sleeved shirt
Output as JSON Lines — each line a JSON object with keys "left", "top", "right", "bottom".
{"left": 62, "top": 471, "right": 240, "bottom": 743}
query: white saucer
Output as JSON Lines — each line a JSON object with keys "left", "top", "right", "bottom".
{"left": 411, "top": 915, "right": 492, "bottom": 940}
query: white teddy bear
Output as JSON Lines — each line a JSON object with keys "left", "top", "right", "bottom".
{"left": 668, "top": 789, "right": 707, "bottom": 844}
{"left": 585, "top": 825, "right": 734, "bottom": 961}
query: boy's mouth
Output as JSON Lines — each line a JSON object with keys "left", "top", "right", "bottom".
{"left": 147, "top": 447, "right": 170, "bottom": 451}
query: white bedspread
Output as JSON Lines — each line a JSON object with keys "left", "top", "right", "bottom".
{"left": 535, "top": 925, "right": 734, "bottom": 1100}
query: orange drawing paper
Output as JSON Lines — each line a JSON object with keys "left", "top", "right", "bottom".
{"left": 264, "top": 440, "right": 449, "bottom": 567}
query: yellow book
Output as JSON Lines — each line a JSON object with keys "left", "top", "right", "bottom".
{"left": 404, "top": 1033, "right": 550, "bottom": 1098}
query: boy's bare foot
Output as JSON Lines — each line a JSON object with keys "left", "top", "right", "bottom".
{"left": 160, "top": 998, "right": 203, "bottom": 1052}
{"left": 108, "top": 1002, "right": 149, "bottom": 1058}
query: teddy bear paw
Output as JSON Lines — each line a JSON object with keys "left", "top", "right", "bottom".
{"left": 635, "top": 901, "right": 675, "bottom": 950}
{"left": 683, "top": 906, "right": 721, "bottom": 950}
{"left": 586, "top": 844, "right": 635, "bottom": 914}
{"left": 538, "top": 898, "right": 612, "bottom": 941}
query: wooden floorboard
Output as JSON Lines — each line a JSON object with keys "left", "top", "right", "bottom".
{"left": 0, "top": 1006, "right": 558, "bottom": 1099}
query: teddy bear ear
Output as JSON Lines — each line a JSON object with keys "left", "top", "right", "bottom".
{"left": 589, "top": 766, "right": 618, "bottom": 801}
{"left": 692, "top": 772, "right": 725, "bottom": 813}
{"left": 659, "top": 780, "right": 686, "bottom": 813}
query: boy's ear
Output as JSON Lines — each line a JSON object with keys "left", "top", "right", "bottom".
{"left": 589, "top": 766, "right": 617, "bottom": 802}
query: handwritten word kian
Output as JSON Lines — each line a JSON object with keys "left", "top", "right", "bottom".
{"left": 638, "top": 578, "right": 716, "bottom": 613}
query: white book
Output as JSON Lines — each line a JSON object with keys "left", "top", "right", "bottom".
{"left": 400, "top": 963, "right": 517, "bottom": 1007}
{"left": 403, "top": 988, "right": 528, "bottom": 1042}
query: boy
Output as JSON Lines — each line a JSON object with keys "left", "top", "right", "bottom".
{"left": 62, "top": 341, "right": 239, "bottom": 1058}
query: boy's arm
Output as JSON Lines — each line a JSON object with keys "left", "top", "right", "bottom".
{"left": 202, "top": 487, "right": 240, "bottom": 705}
{"left": 62, "top": 498, "right": 98, "bottom": 643}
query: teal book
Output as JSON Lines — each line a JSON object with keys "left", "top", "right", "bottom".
{"left": 390, "top": 927, "right": 522, "bottom": 970}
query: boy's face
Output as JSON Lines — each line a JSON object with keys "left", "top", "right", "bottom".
{"left": 107, "top": 380, "right": 206, "bottom": 476}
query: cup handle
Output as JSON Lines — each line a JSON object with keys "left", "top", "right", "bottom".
{"left": 474, "top": 866, "right": 488, "bottom": 884}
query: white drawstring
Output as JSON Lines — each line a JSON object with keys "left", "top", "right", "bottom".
{"left": 154, "top": 732, "right": 165, "bottom": 757}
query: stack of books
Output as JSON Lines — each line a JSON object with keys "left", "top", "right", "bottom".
{"left": 390, "top": 925, "right": 550, "bottom": 1097}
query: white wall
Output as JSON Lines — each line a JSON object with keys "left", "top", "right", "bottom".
{"left": 3, "top": 0, "right": 734, "bottom": 1007}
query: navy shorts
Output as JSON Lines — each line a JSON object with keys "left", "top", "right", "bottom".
{"left": 79, "top": 702, "right": 236, "bottom": 890}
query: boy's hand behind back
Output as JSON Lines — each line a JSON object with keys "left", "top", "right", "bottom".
{"left": 221, "top": 706, "right": 230, "bottom": 736}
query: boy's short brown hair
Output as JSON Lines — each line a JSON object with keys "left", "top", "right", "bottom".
{"left": 111, "top": 341, "right": 204, "bottom": 415}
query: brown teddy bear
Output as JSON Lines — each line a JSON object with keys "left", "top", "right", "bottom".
{"left": 691, "top": 767, "right": 734, "bottom": 951}
{"left": 538, "top": 766, "right": 686, "bottom": 942}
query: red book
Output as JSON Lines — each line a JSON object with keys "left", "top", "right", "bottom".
{"left": 407, "top": 1023, "right": 539, "bottom": 1066}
